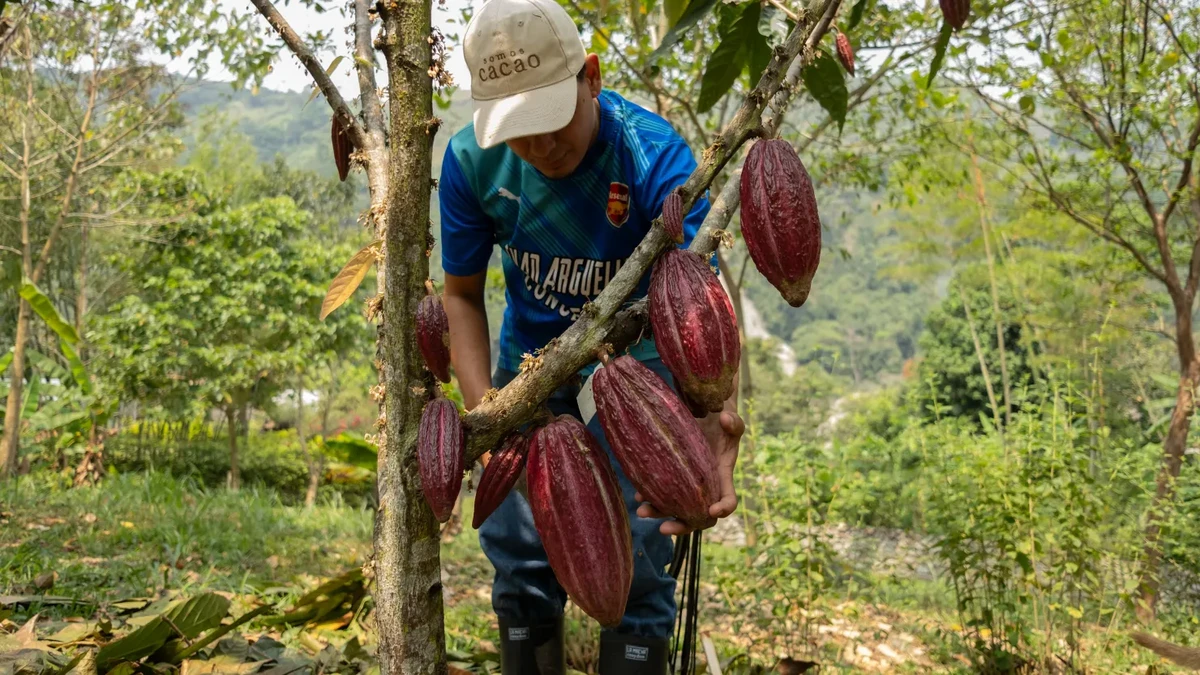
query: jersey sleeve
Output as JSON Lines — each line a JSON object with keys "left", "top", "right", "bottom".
{"left": 439, "top": 140, "right": 495, "bottom": 277}
{"left": 640, "top": 140, "right": 718, "bottom": 270}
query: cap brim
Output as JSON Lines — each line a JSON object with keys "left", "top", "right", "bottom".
{"left": 473, "top": 75, "right": 578, "bottom": 149}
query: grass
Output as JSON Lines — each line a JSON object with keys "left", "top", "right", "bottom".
{"left": 2, "top": 471, "right": 1191, "bottom": 674}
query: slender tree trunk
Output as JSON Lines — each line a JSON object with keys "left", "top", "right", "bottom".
{"left": 76, "top": 222, "right": 88, "bottom": 356}
{"left": 970, "top": 152, "right": 1012, "bottom": 426}
{"left": 298, "top": 373, "right": 319, "bottom": 508}
{"left": 321, "top": 361, "right": 336, "bottom": 437}
{"left": 1138, "top": 292, "right": 1198, "bottom": 620}
{"left": 1, "top": 42, "right": 36, "bottom": 478}
{"left": 373, "top": 0, "right": 446, "bottom": 671}
{"left": 956, "top": 282, "right": 1001, "bottom": 428}
{"left": 227, "top": 404, "right": 241, "bottom": 491}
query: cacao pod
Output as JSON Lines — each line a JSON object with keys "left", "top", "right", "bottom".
{"left": 417, "top": 290, "right": 451, "bottom": 383}
{"left": 527, "top": 414, "right": 633, "bottom": 627}
{"left": 674, "top": 378, "right": 710, "bottom": 419}
{"left": 939, "top": 0, "right": 969, "bottom": 30}
{"left": 417, "top": 397, "right": 464, "bottom": 523}
{"left": 836, "top": 32, "right": 855, "bottom": 76}
{"left": 331, "top": 116, "right": 352, "bottom": 182}
{"left": 739, "top": 138, "right": 821, "bottom": 307}
{"left": 593, "top": 355, "right": 720, "bottom": 530}
{"left": 649, "top": 248, "right": 740, "bottom": 413}
{"left": 471, "top": 432, "right": 529, "bottom": 529}
{"left": 661, "top": 189, "right": 684, "bottom": 244}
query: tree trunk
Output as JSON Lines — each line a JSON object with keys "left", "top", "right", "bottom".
{"left": 1138, "top": 294, "right": 1198, "bottom": 620}
{"left": 1, "top": 302, "right": 30, "bottom": 476}
{"left": 227, "top": 404, "right": 241, "bottom": 491}
{"left": 956, "top": 282, "right": 1001, "bottom": 428}
{"left": 76, "top": 221, "right": 88, "bottom": 358}
{"left": 970, "top": 152, "right": 1012, "bottom": 426}
{"left": 298, "top": 373, "right": 319, "bottom": 508}
{"left": 321, "top": 361, "right": 336, "bottom": 437}
{"left": 373, "top": 0, "right": 446, "bottom": 671}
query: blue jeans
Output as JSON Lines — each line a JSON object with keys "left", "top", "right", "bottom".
{"left": 478, "top": 359, "right": 678, "bottom": 638}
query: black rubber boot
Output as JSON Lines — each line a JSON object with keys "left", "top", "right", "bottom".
{"left": 598, "top": 632, "right": 669, "bottom": 675}
{"left": 498, "top": 616, "right": 565, "bottom": 675}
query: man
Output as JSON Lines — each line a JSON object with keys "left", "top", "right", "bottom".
{"left": 438, "top": 0, "right": 744, "bottom": 672}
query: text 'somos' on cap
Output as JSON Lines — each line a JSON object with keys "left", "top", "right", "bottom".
{"left": 463, "top": 0, "right": 587, "bottom": 149}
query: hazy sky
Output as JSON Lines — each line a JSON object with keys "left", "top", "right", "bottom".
{"left": 185, "top": 0, "right": 475, "bottom": 95}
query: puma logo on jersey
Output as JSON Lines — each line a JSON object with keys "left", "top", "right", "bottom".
{"left": 497, "top": 187, "right": 520, "bottom": 202}
{"left": 607, "top": 182, "right": 630, "bottom": 227}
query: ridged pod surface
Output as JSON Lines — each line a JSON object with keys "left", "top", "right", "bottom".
{"left": 593, "top": 355, "right": 720, "bottom": 530}
{"left": 417, "top": 398, "right": 464, "bottom": 523}
{"left": 836, "top": 33, "right": 855, "bottom": 76}
{"left": 661, "top": 190, "right": 684, "bottom": 244}
{"left": 649, "top": 248, "right": 740, "bottom": 413}
{"left": 331, "top": 116, "right": 351, "bottom": 182}
{"left": 471, "top": 433, "right": 529, "bottom": 529}
{"left": 939, "top": 0, "right": 969, "bottom": 30}
{"left": 739, "top": 139, "right": 822, "bottom": 307}
{"left": 417, "top": 293, "right": 451, "bottom": 383}
{"left": 527, "top": 415, "right": 632, "bottom": 627}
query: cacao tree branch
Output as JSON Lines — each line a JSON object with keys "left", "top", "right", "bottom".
{"left": 354, "top": 0, "right": 386, "bottom": 140}
{"left": 460, "top": 0, "right": 841, "bottom": 463}
{"left": 247, "top": 0, "right": 370, "bottom": 153}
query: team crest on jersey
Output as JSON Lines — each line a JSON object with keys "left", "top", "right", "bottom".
{"left": 606, "top": 182, "right": 630, "bottom": 227}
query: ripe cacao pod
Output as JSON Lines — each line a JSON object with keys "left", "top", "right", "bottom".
{"left": 417, "top": 397, "right": 464, "bottom": 523}
{"left": 836, "top": 32, "right": 855, "bottom": 76}
{"left": 331, "top": 116, "right": 351, "bottom": 182}
{"left": 527, "top": 414, "right": 633, "bottom": 627}
{"left": 417, "top": 290, "right": 451, "bottom": 383}
{"left": 739, "top": 138, "right": 821, "bottom": 308}
{"left": 674, "top": 378, "right": 710, "bottom": 419}
{"left": 593, "top": 355, "right": 720, "bottom": 530}
{"left": 472, "top": 432, "right": 529, "bottom": 529}
{"left": 939, "top": 0, "right": 969, "bottom": 30}
{"left": 661, "top": 189, "right": 684, "bottom": 244}
{"left": 649, "top": 248, "right": 740, "bottom": 413}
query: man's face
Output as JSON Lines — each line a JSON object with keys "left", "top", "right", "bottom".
{"left": 505, "top": 54, "right": 602, "bottom": 179}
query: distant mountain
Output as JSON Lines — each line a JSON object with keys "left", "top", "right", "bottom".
{"left": 174, "top": 80, "right": 475, "bottom": 179}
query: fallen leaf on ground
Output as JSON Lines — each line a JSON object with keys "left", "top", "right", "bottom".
{"left": 82, "top": 514, "right": 97, "bottom": 524}
{"left": 34, "top": 572, "right": 57, "bottom": 591}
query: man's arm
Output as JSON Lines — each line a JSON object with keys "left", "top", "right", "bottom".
{"left": 443, "top": 271, "right": 493, "bottom": 412}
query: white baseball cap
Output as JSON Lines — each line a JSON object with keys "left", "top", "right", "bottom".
{"left": 463, "top": 0, "right": 587, "bottom": 149}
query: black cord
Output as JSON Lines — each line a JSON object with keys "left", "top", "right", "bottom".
{"left": 668, "top": 531, "right": 703, "bottom": 675}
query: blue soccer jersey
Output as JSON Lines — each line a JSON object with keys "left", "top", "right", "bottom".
{"left": 439, "top": 89, "right": 711, "bottom": 374}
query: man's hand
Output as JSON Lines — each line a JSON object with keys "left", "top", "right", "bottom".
{"left": 635, "top": 409, "right": 745, "bottom": 536}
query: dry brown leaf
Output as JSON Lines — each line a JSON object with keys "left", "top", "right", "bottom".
{"left": 320, "top": 242, "right": 379, "bottom": 321}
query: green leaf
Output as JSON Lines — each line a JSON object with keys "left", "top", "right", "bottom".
{"left": 663, "top": 0, "right": 688, "bottom": 28}
{"left": 800, "top": 49, "right": 848, "bottom": 132}
{"left": 1018, "top": 94, "right": 1036, "bottom": 115}
{"left": 925, "top": 18, "right": 953, "bottom": 88}
{"left": 59, "top": 340, "right": 91, "bottom": 395}
{"left": 0, "top": 349, "right": 12, "bottom": 375}
{"left": 96, "top": 593, "right": 231, "bottom": 671}
{"left": 847, "top": 0, "right": 871, "bottom": 30}
{"left": 18, "top": 280, "right": 79, "bottom": 344}
{"left": 698, "top": 2, "right": 763, "bottom": 113}
{"left": 747, "top": 31, "right": 773, "bottom": 90}
{"left": 20, "top": 375, "right": 39, "bottom": 420}
{"left": 648, "top": 0, "right": 720, "bottom": 63}
{"left": 323, "top": 433, "right": 378, "bottom": 471}
{"left": 757, "top": 4, "right": 788, "bottom": 44}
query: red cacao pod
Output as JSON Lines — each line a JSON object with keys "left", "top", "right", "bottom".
{"left": 661, "top": 189, "right": 684, "bottom": 244}
{"left": 527, "top": 414, "right": 633, "bottom": 627}
{"left": 836, "top": 32, "right": 855, "bottom": 76}
{"left": 649, "top": 248, "right": 740, "bottom": 413}
{"left": 417, "top": 291, "right": 451, "bottom": 383}
{"left": 739, "top": 138, "right": 821, "bottom": 307}
{"left": 939, "top": 0, "right": 969, "bottom": 30}
{"left": 472, "top": 432, "right": 529, "bottom": 529}
{"left": 593, "top": 355, "right": 720, "bottom": 530}
{"left": 418, "top": 397, "right": 464, "bottom": 523}
{"left": 673, "top": 378, "right": 710, "bottom": 419}
{"left": 331, "top": 116, "right": 351, "bottom": 182}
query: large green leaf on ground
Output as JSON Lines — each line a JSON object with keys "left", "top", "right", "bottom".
{"left": 96, "top": 593, "right": 231, "bottom": 670}
{"left": 18, "top": 280, "right": 79, "bottom": 344}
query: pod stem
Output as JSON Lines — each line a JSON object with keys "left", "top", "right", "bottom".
{"left": 424, "top": 278, "right": 436, "bottom": 296}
